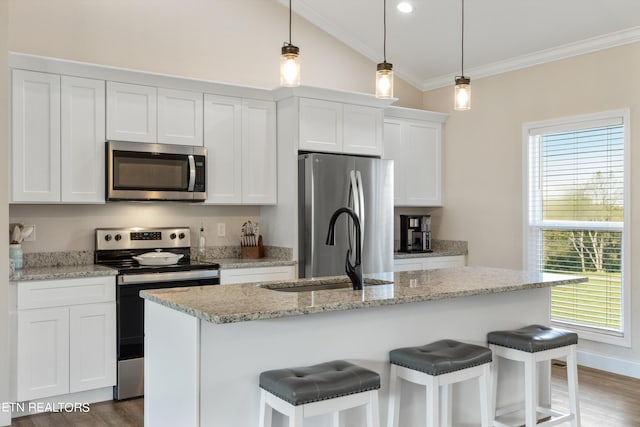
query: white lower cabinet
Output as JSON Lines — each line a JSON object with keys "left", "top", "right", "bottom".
{"left": 220, "top": 266, "right": 296, "bottom": 285}
{"left": 393, "top": 255, "right": 466, "bottom": 272}
{"left": 12, "top": 277, "right": 116, "bottom": 402}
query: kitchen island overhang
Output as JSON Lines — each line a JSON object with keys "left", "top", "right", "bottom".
{"left": 141, "top": 267, "right": 587, "bottom": 427}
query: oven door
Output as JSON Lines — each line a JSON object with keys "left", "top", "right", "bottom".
{"left": 106, "top": 140, "right": 206, "bottom": 201}
{"left": 115, "top": 273, "right": 218, "bottom": 400}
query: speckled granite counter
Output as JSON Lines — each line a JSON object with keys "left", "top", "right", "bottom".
{"left": 10, "top": 264, "right": 117, "bottom": 281}
{"left": 141, "top": 266, "right": 586, "bottom": 324}
{"left": 394, "top": 249, "right": 466, "bottom": 258}
{"left": 212, "top": 257, "right": 297, "bottom": 269}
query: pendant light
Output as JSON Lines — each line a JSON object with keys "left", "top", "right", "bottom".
{"left": 280, "top": 0, "right": 300, "bottom": 87}
{"left": 375, "top": 0, "right": 393, "bottom": 98}
{"left": 454, "top": 0, "right": 471, "bottom": 110}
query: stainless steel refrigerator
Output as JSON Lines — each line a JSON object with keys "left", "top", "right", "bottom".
{"left": 298, "top": 153, "right": 394, "bottom": 278}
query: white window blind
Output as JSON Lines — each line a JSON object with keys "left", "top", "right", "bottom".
{"left": 525, "top": 111, "right": 628, "bottom": 340}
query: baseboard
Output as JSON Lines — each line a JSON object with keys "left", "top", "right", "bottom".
{"left": 577, "top": 350, "right": 640, "bottom": 379}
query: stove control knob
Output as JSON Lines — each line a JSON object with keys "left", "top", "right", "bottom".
{"left": 114, "top": 234, "right": 122, "bottom": 241}
{"left": 179, "top": 233, "right": 186, "bottom": 239}
{"left": 170, "top": 233, "right": 177, "bottom": 240}
{"left": 104, "top": 234, "right": 112, "bottom": 242}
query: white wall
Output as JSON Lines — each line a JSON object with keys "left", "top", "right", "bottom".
{"left": 6, "top": 0, "right": 422, "bottom": 108}
{"left": 423, "top": 42, "right": 640, "bottom": 375}
{"left": 0, "top": 1, "right": 10, "bottom": 424}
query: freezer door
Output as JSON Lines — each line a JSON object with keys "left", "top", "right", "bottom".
{"left": 299, "top": 153, "right": 352, "bottom": 278}
{"left": 355, "top": 157, "right": 394, "bottom": 274}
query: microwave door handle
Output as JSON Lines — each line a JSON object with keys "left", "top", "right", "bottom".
{"left": 188, "top": 155, "right": 196, "bottom": 191}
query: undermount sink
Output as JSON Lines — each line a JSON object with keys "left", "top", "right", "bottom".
{"left": 258, "top": 277, "right": 393, "bottom": 292}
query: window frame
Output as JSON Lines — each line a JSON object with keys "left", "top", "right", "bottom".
{"left": 522, "top": 109, "right": 631, "bottom": 347}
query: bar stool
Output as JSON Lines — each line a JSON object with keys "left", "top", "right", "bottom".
{"left": 258, "top": 359, "right": 380, "bottom": 427}
{"left": 487, "top": 324, "right": 580, "bottom": 427}
{"left": 387, "top": 339, "right": 493, "bottom": 427}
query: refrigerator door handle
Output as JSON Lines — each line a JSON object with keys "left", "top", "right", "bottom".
{"left": 348, "top": 170, "right": 360, "bottom": 258}
{"left": 355, "top": 170, "right": 365, "bottom": 238}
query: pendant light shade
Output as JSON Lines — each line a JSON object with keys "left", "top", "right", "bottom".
{"left": 280, "top": 0, "right": 300, "bottom": 87}
{"left": 454, "top": 0, "right": 470, "bottom": 110}
{"left": 376, "top": 61, "right": 394, "bottom": 99}
{"left": 375, "top": 0, "right": 393, "bottom": 98}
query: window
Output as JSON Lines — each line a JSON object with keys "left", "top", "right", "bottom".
{"left": 524, "top": 110, "right": 630, "bottom": 346}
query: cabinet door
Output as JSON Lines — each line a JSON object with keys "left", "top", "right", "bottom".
{"left": 404, "top": 122, "right": 442, "bottom": 206}
{"left": 242, "top": 99, "right": 277, "bottom": 204}
{"left": 383, "top": 120, "right": 404, "bottom": 205}
{"left": 157, "top": 88, "right": 203, "bottom": 146}
{"left": 69, "top": 302, "right": 116, "bottom": 393}
{"left": 298, "top": 98, "right": 343, "bottom": 152}
{"left": 16, "top": 307, "right": 69, "bottom": 401}
{"left": 343, "top": 104, "right": 383, "bottom": 156}
{"left": 220, "top": 266, "right": 296, "bottom": 285}
{"left": 61, "top": 76, "right": 106, "bottom": 203}
{"left": 106, "top": 81, "right": 157, "bottom": 143}
{"left": 203, "top": 94, "right": 242, "bottom": 204}
{"left": 11, "top": 69, "right": 61, "bottom": 202}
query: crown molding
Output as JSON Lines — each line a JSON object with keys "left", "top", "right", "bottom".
{"left": 422, "top": 26, "right": 640, "bottom": 91}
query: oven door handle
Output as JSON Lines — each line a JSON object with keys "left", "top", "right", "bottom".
{"left": 187, "top": 154, "right": 196, "bottom": 192}
{"left": 117, "top": 269, "right": 219, "bottom": 285}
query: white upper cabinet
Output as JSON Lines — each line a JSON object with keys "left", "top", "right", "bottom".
{"left": 11, "top": 69, "right": 61, "bottom": 203}
{"left": 343, "top": 104, "right": 383, "bottom": 156}
{"left": 242, "top": 99, "right": 277, "bottom": 204}
{"left": 299, "top": 98, "right": 343, "bottom": 153}
{"left": 106, "top": 82, "right": 203, "bottom": 146}
{"left": 106, "top": 81, "right": 157, "bottom": 143}
{"left": 204, "top": 95, "right": 276, "bottom": 205}
{"left": 61, "top": 76, "right": 106, "bottom": 203}
{"left": 11, "top": 71, "right": 106, "bottom": 204}
{"left": 157, "top": 87, "right": 203, "bottom": 146}
{"left": 383, "top": 107, "right": 447, "bottom": 207}
{"left": 203, "top": 94, "right": 242, "bottom": 204}
{"left": 297, "top": 97, "right": 383, "bottom": 156}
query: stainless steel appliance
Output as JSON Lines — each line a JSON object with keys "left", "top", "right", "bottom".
{"left": 298, "top": 153, "right": 394, "bottom": 278}
{"left": 106, "top": 140, "right": 206, "bottom": 202}
{"left": 399, "top": 214, "right": 432, "bottom": 253}
{"left": 94, "top": 227, "right": 219, "bottom": 400}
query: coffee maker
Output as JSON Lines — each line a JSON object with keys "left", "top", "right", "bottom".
{"left": 399, "top": 215, "right": 431, "bottom": 253}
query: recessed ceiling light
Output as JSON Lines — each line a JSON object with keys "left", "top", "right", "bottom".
{"left": 397, "top": 1, "right": 413, "bottom": 13}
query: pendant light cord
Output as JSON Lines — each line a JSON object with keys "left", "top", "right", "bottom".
{"left": 289, "top": 0, "right": 292, "bottom": 45}
{"left": 383, "top": 0, "right": 387, "bottom": 62}
{"left": 461, "top": 0, "right": 464, "bottom": 76}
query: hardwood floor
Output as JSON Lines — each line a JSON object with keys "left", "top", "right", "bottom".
{"left": 9, "top": 364, "right": 640, "bottom": 426}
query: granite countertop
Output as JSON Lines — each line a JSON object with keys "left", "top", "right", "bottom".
{"left": 394, "top": 249, "right": 466, "bottom": 259}
{"left": 212, "top": 258, "right": 297, "bottom": 269}
{"left": 10, "top": 264, "right": 117, "bottom": 282}
{"left": 141, "top": 266, "right": 587, "bottom": 324}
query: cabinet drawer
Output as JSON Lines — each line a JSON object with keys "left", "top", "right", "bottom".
{"left": 220, "top": 266, "right": 295, "bottom": 285}
{"left": 17, "top": 277, "right": 115, "bottom": 310}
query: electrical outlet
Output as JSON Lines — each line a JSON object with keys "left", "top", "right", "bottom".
{"left": 217, "top": 223, "right": 226, "bottom": 237}
{"left": 22, "top": 225, "right": 36, "bottom": 242}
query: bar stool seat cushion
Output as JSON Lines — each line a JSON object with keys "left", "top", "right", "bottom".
{"left": 259, "top": 360, "right": 380, "bottom": 406}
{"left": 487, "top": 324, "right": 578, "bottom": 353}
{"left": 389, "top": 339, "right": 492, "bottom": 376}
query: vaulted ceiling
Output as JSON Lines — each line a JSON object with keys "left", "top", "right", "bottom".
{"left": 281, "top": 0, "right": 640, "bottom": 90}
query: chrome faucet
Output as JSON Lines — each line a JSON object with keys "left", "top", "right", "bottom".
{"left": 325, "top": 207, "right": 363, "bottom": 290}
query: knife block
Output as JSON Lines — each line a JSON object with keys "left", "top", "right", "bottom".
{"left": 241, "top": 235, "right": 265, "bottom": 259}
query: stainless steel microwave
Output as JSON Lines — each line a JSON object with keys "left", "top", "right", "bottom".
{"left": 106, "top": 141, "right": 207, "bottom": 202}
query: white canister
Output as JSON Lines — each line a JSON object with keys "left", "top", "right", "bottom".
{"left": 9, "top": 244, "right": 23, "bottom": 270}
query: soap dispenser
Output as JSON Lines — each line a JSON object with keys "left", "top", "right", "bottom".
{"left": 197, "top": 224, "right": 206, "bottom": 261}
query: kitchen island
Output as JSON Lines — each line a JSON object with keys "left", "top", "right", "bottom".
{"left": 141, "top": 267, "right": 586, "bottom": 427}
